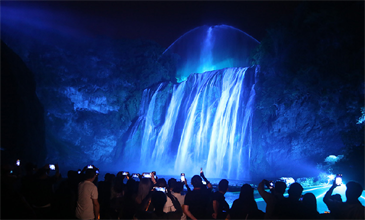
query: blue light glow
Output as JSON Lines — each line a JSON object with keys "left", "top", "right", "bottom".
{"left": 161, "top": 25, "right": 260, "bottom": 82}
{"left": 122, "top": 67, "right": 256, "bottom": 180}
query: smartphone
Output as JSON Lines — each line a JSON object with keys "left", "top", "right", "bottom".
{"left": 269, "top": 181, "right": 274, "bottom": 189}
{"left": 142, "top": 172, "right": 151, "bottom": 178}
{"left": 181, "top": 173, "right": 185, "bottom": 182}
{"left": 122, "top": 171, "right": 129, "bottom": 176}
{"left": 87, "top": 165, "right": 93, "bottom": 169}
{"left": 16, "top": 159, "right": 20, "bottom": 166}
{"left": 78, "top": 170, "right": 81, "bottom": 174}
{"left": 335, "top": 174, "right": 342, "bottom": 185}
{"left": 202, "top": 180, "right": 207, "bottom": 185}
{"left": 154, "top": 186, "right": 166, "bottom": 193}
{"left": 49, "top": 164, "right": 56, "bottom": 170}
{"left": 132, "top": 173, "right": 139, "bottom": 178}
{"left": 96, "top": 170, "right": 99, "bottom": 175}
{"left": 10, "top": 170, "right": 13, "bottom": 174}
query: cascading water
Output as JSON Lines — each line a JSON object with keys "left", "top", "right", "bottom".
{"left": 122, "top": 66, "right": 256, "bottom": 180}
{"left": 121, "top": 25, "right": 259, "bottom": 180}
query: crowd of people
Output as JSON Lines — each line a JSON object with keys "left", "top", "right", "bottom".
{"left": 1, "top": 162, "right": 364, "bottom": 219}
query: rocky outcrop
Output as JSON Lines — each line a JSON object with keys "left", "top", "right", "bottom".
{"left": 0, "top": 34, "right": 176, "bottom": 170}
{"left": 1, "top": 41, "right": 46, "bottom": 166}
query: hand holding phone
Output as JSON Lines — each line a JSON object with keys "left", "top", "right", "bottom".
{"left": 181, "top": 173, "right": 185, "bottom": 182}
{"left": 335, "top": 174, "right": 342, "bottom": 186}
{"left": 153, "top": 186, "right": 166, "bottom": 193}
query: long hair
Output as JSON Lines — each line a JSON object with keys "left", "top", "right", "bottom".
{"left": 135, "top": 178, "right": 152, "bottom": 204}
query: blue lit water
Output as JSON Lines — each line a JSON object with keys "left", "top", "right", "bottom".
{"left": 121, "top": 67, "right": 256, "bottom": 180}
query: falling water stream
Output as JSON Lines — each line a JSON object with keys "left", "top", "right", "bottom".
{"left": 122, "top": 25, "right": 259, "bottom": 180}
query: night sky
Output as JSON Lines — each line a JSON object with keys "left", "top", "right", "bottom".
{"left": 1, "top": 1, "right": 301, "bottom": 48}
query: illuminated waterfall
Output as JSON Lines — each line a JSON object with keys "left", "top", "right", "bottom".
{"left": 123, "top": 66, "right": 256, "bottom": 180}
{"left": 123, "top": 25, "right": 259, "bottom": 179}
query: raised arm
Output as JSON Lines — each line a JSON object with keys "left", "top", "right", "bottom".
{"left": 258, "top": 179, "right": 271, "bottom": 202}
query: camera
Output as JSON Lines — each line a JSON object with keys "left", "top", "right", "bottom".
{"left": 49, "top": 164, "right": 56, "bottom": 170}
{"left": 335, "top": 174, "right": 342, "bottom": 185}
{"left": 16, "top": 159, "right": 20, "bottom": 166}
{"left": 153, "top": 186, "right": 166, "bottom": 193}
{"left": 180, "top": 173, "right": 185, "bottom": 182}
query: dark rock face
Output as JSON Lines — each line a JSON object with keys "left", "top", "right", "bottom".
{"left": 250, "top": 1, "right": 364, "bottom": 180}
{"left": 0, "top": 33, "right": 176, "bottom": 170}
{"left": 1, "top": 41, "right": 46, "bottom": 166}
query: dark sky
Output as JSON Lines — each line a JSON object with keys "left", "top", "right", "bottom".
{"left": 2, "top": 1, "right": 301, "bottom": 48}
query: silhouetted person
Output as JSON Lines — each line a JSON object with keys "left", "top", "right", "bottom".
{"left": 183, "top": 175, "right": 212, "bottom": 219}
{"left": 164, "top": 178, "right": 178, "bottom": 212}
{"left": 323, "top": 181, "right": 365, "bottom": 219}
{"left": 210, "top": 179, "right": 230, "bottom": 219}
{"left": 54, "top": 170, "right": 79, "bottom": 219}
{"left": 230, "top": 184, "right": 264, "bottom": 219}
{"left": 273, "top": 182, "right": 304, "bottom": 219}
{"left": 135, "top": 178, "right": 153, "bottom": 212}
{"left": 302, "top": 192, "right": 319, "bottom": 219}
{"left": 119, "top": 178, "right": 139, "bottom": 219}
{"left": 75, "top": 168, "right": 100, "bottom": 219}
{"left": 21, "top": 162, "right": 37, "bottom": 203}
{"left": 110, "top": 175, "right": 125, "bottom": 218}
{"left": 135, "top": 190, "right": 183, "bottom": 219}
{"left": 257, "top": 179, "right": 286, "bottom": 219}
{"left": 172, "top": 181, "right": 187, "bottom": 220}
{"left": 1, "top": 163, "right": 36, "bottom": 219}
{"left": 28, "top": 164, "right": 61, "bottom": 219}
{"left": 98, "top": 173, "right": 113, "bottom": 219}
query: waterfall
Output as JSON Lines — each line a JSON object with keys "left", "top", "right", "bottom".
{"left": 123, "top": 66, "right": 256, "bottom": 180}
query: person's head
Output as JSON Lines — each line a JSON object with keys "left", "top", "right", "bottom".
{"left": 125, "top": 178, "right": 137, "bottom": 195}
{"left": 104, "top": 173, "right": 112, "bottom": 181}
{"left": 151, "top": 191, "right": 167, "bottom": 212}
{"left": 191, "top": 175, "right": 202, "bottom": 188}
{"left": 84, "top": 169, "right": 97, "bottom": 180}
{"left": 218, "top": 179, "right": 229, "bottom": 192}
{"left": 346, "top": 181, "right": 363, "bottom": 202}
{"left": 157, "top": 178, "right": 167, "bottom": 187}
{"left": 274, "top": 181, "right": 287, "bottom": 195}
{"left": 173, "top": 182, "right": 184, "bottom": 193}
{"left": 302, "top": 193, "right": 317, "bottom": 212}
{"left": 168, "top": 178, "right": 177, "bottom": 191}
{"left": 288, "top": 182, "right": 303, "bottom": 200}
{"left": 136, "top": 178, "right": 153, "bottom": 204}
{"left": 239, "top": 184, "right": 254, "bottom": 200}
